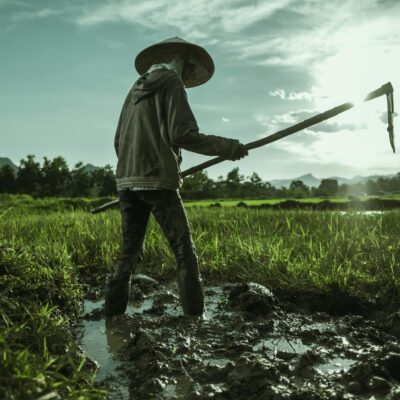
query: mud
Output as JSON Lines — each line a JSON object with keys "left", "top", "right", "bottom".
{"left": 79, "top": 277, "right": 400, "bottom": 400}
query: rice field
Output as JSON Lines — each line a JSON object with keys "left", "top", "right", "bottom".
{"left": 1, "top": 197, "right": 400, "bottom": 398}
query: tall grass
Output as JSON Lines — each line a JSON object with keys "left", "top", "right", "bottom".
{"left": 2, "top": 206, "right": 400, "bottom": 299}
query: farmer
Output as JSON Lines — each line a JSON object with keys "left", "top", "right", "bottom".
{"left": 105, "top": 37, "right": 248, "bottom": 317}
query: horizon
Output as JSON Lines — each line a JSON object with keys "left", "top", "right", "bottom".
{"left": 1, "top": 155, "right": 398, "bottom": 183}
{"left": 1, "top": 0, "right": 399, "bottom": 181}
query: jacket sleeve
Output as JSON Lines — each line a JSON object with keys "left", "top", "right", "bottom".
{"left": 114, "top": 112, "right": 122, "bottom": 157}
{"left": 164, "top": 79, "right": 240, "bottom": 158}
{"left": 114, "top": 92, "right": 132, "bottom": 157}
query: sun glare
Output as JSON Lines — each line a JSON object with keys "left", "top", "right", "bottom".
{"left": 315, "top": 39, "right": 380, "bottom": 105}
{"left": 296, "top": 27, "right": 400, "bottom": 171}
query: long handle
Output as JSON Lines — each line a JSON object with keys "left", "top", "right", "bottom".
{"left": 91, "top": 82, "right": 394, "bottom": 214}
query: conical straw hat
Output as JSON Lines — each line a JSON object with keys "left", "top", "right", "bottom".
{"left": 135, "top": 37, "right": 215, "bottom": 88}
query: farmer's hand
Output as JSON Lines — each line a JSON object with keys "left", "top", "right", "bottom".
{"left": 229, "top": 143, "right": 248, "bottom": 161}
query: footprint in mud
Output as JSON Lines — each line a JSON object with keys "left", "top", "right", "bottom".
{"left": 80, "top": 278, "right": 400, "bottom": 400}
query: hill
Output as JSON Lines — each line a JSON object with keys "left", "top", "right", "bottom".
{"left": 269, "top": 173, "right": 321, "bottom": 188}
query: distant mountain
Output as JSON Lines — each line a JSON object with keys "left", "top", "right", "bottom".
{"left": 0, "top": 157, "right": 17, "bottom": 173}
{"left": 268, "top": 172, "right": 398, "bottom": 189}
{"left": 269, "top": 173, "right": 321, "bottom": 188}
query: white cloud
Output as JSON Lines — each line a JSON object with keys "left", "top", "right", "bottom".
{"left": 73, "top": 0, "right": 291, "bottom": 41}
{"left": 287, "top": 91, "right": 314, "bottom": 101}
{"left": 269, "top": 88, "right": 286, "bottom": 99}
{"left": 222, "top": 117, "right": 230, "bottom": 123}
{"left": 221, "top": 0, "right": 292, "bottom": 32}
{"left": 269, "top": 88, "right": 317, "bottom": 101}
{"left": 255, "top": 109, "right": 315, "bottom": 128}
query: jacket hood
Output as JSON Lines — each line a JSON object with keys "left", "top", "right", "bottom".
{"left": 132, "top": 68, "right": 177, "bottom": 104}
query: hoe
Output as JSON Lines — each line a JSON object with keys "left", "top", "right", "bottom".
{"left": 91, "top": 82, "right": 395, "bottom": 214}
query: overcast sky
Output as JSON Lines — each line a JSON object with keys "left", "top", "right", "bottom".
{"left": 1, "top": 0, "right": 399, "bottom": 180}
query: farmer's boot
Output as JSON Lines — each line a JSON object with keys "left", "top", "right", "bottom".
{"left": 104, "top": 275, "right": 130, "bottom": 317}
{"left": 177, "top": 268, "right": 204, "bottom": 316}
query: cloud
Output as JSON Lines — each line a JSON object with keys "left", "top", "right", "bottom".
{"left": 255, "top": 107, "right": 363, "bottom": 140}
{"left": 379, "top": 110, "right": 398, "bottom": 124}
{"left": 221, "top": 0, "right": 292, "bottom": 32}
{"left": 0, "top": 0, "right": 31, "bottom": 8}
{"left": 269, "top": 88, "right": 286, "bottom": 99}
{"left": 269, "top": 87, "right": 318, "bottom": 101}
{"left": 8, "top": 0, "right": 400, "bottom": 76}
{"left": 287, "top": 91, "right": 314, "bottom": 101}
{"left": 222, "top": 117, "right": 230, "bottom": 123}
{"left": 12, "top": 8, "right": 62, "bottom": 22}
{"left": 255, "top": 109, "right": 315, "bottom": 127}
{"left": 265, "top": 110, "right": 397, "bottom": 171}
{"left": 73, "top": 0, "right": 292, "bottom": 43}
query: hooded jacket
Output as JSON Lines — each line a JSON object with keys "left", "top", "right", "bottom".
{"left": 114, "top": 67, "right": 240, "bottom": 191}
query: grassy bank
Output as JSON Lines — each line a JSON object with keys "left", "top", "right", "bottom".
{"left": 1, "top": 202, "right": 400, "bottom": 397}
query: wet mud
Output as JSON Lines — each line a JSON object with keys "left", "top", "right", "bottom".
{"left": 79, "top": 277, "right": 400, "bottom": 399}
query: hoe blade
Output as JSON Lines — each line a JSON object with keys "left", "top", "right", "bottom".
{"left": 387, "top": 91, "right": 395, "bottom": 153}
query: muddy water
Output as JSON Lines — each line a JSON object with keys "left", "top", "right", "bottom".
{"left": 79, "top": 279, "right": 400, "bottom": 400}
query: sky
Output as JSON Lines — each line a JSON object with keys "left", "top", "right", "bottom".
{"left": 1, "top": 0, "right": 399, "bottom": 181}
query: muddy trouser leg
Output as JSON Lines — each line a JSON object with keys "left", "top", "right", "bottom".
{"left": 143, "top": 190, "right": 204, "bottom": 316}
{"left": 104, "top": 190, "right": 151, "bottom": 317}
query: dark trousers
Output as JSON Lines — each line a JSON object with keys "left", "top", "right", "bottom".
{"left": 115, "top": 189, "right": 204, "bottom": 315}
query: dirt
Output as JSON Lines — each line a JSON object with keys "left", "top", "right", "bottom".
{"left": 79, "top": 276, "right": 400, "bottom": 400}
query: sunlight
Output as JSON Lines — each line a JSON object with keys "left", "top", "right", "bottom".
{"left": 301, "top": 25, "right": 400, "bottom": 170}
{"left": 314, "top": 34, "right": 383, "bottom": 106}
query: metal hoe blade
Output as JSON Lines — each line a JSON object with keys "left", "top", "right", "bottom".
{"left": 387, "top": 90, "right": 395, "bottom": 153}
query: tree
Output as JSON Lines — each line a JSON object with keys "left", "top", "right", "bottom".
{"left": 338, "top": 183, "right": 349, "bottom": 196}
{"left": 365, "top": 179, "right": 380, "bottom": 196}
{"left": 39, "top": 156, "right": 70, "bottom": 196}
{"left": 289, "top": 180, "right": 310, "bottom": 198}
{"left": 181, "top": 171, "right": 212, "bottom": 199}
{"left": 17, "top": 155, "right": 41, "bottom": 195}
{"left": 0, "top": 165, "right": 17, "bottom": 193}
{"left": 69, "top": 162, "right": 92, "bottom": 197}
{"left": 248, "top": 172, "right": 263, "bottom": 197}
{"left": 226, "top": 167, "right": 244, "bottom": 197}
{"left": 316, "top": 179, "right": 339, "bottom": 197}
{"left": 92, "top": 165, "right": 116, "bottom": 196}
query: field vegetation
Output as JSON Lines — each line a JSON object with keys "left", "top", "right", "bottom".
{"left": 1, "top": 196, "right": 400, "bottom": 398}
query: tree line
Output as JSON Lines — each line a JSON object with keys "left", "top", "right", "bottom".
{"left": 180, "top": 168, "right": 400, "bottom": 199}
{"left": 1, "top": 155, "right": 400, "bottom": 199}
{"left": 0, "top": 155, "right": 116, "bottom": 197}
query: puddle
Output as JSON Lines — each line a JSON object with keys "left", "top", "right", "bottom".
{"left": 202, "top": 358, "right": 231, "bottom": 367}
{"left": 79, "top": 279, "right": 400, "bottom": 400}
{"left": 339, "top": 210, "right": 385, "bottom": 216}
{"left": 253, "top": 337, "right": 310, "bottom": 354}
{"left": 316, "top": 356, "right": 356, "bottom": 375}
{"left": 80, "top": 301, "right": 129, "bottom": 398}
{"left": 80, "top": 295, "right": 159, "bottom": 399}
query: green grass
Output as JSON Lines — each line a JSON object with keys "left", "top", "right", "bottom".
{"left": 1, "top": 198, "right": 400, "bottom": 398}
